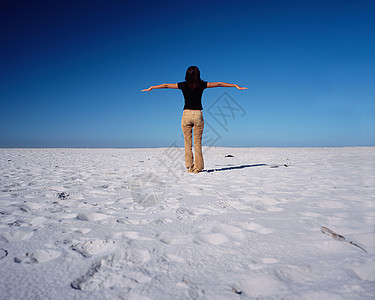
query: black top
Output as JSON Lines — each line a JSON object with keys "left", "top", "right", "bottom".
{"left": 178, "top": 81, "right": 207, "bottom": 110}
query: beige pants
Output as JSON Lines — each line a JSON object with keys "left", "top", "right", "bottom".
{"left": 181, "top": 110, "right": 204, "bottom": 173}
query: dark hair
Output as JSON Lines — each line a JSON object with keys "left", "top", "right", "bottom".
{"left": 185, "top": 66, "right": 202, "bottom": 90}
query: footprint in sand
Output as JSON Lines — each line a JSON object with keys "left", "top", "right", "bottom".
{"left": 350, "top": 259, "right": 375, "bottom": 281}
{"left": 194, "top": 223, "right": 248, "bottom": 246}
{"left": 236, "top": 221, "right": 273, "bottom": 234}
{"left": 213, "top": 223, "right": 248, "bottom": 240}
{"left": 158, "top": 232, "right": 191, "bottom": 245}
{"left": 116, "top": 217, "right": 149, "bottom": 225}
{"left": 0, "top": 229, "right": 34, "bottom": 242}
{"left": 176, "top": 207, "right": 197, "bottom": 222}
{"left": 57, "top": 212, "right": 78, "bottom": 220}
{"left": 71, "top": 250, "right": 151, "bottom": 291}
{"left": 77, "top": 212, "right": 108, "bottom": 222}
{"left": 119, "top": 231, "right": 153, "bottom": 241}
{"left": 70, "top": 227, "right": 91, "bottom": 235}
{"left": 14, "top": 249, "right": 61, "bottom": 264}
{"left": 194, "top": 232, "right": 229, "bottom": 245}
{"left": 233, "top": 271, "right": 287, "bottom": 298}
{"left": 71, "top": 239, "right": 117, "bottom": 257}
{"left": 260, "top": 257, "right": 279, "bottom": 264}
{"left": 7, "top": 217, "right": 46, "bottom": 228}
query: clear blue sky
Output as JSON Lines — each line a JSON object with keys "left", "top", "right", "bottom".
{"left": 1, "top": 0, "right": 374, "bottom": 147}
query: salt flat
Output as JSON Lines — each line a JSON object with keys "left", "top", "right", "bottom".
{"left": 0, "top": 147, "right": 374, "bottom": 299}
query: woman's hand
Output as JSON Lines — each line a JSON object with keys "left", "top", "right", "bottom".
{"left": 235, "top": 84, "right": 248, "bottom": 90}
{"left": 141, "top": 84, "right": 178, "bottom": 92}
{"left": 141, "top": 87, "right": 153, "bottom": 92}
{"left": 207, "top": 82, "right": 248, "bottom": 90}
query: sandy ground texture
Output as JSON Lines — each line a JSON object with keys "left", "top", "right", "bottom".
{"left": 0, "top": 147, "right": 374, "bottom": 299}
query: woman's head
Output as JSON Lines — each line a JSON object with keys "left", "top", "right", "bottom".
{"left": 185, "top": 66, "right": 202, "bottom": 89}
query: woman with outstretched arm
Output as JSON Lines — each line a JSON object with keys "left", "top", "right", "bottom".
{"left": 142, "top": 66, "right": 247, "bottom": 173}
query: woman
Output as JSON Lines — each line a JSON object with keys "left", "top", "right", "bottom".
{"left": 142, "top": 66, "right": 247, "bottom": 173}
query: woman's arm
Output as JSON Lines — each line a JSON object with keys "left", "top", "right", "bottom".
{"left": 141, "top": 83, "right": 178, "bottom": 92}
{"left": 207, "top": 82, "right": 247, "bottom": 90}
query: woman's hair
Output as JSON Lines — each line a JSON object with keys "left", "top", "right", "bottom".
{"left": 185, "top": 66, "right": 202, "bottom": 90}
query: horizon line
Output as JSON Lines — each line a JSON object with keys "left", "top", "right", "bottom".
{"left": 0, "top": 145, "right": 374, "bottom": 149}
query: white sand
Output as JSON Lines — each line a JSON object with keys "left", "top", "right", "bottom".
{"left": 0, "top": 147, "right": 374, "bottom": 299}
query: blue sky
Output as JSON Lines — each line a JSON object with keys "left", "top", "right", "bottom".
{"left": 1, "top": 0, "right": 374, "bottom": 147}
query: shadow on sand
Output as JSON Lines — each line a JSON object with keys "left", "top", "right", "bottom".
{"left": 203, "top": 164, "right": 267, "bottom": 173}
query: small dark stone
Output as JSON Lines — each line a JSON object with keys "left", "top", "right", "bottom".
{"left": 8, "top": 221, "right": 21, "bottom": 227}
{"left": 14, "top": 257, "right": 22, "bottom": 263}
{"left": 57, "top": 192, "right": 70, "bottom": 200}
{"left": 225, "top": 155, "right": 234, "bottom": 157}
{"left": 232, "top": 288, "right": 242, "bottom": 295}
{"left": 0, "top": 248, "right": 8, "bottom": 259}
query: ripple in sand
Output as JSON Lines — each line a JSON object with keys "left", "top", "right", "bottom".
{"left": 14, "top": 249, "right": 61, "bottom": 264}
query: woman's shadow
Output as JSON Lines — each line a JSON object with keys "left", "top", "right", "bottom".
{"left": 203, "top": 164, "right": 267, "bottom": 173}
